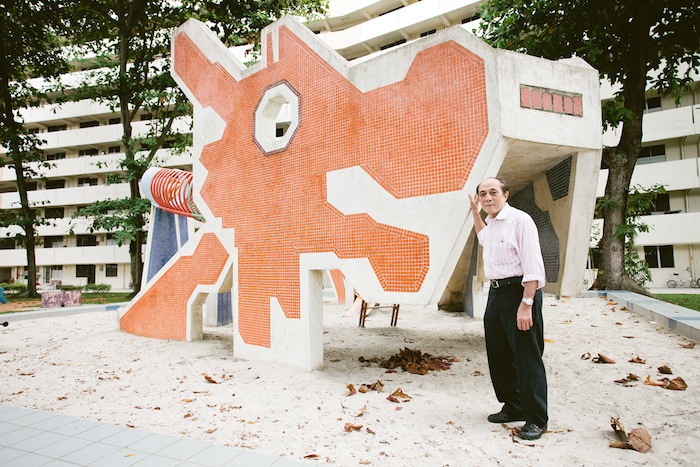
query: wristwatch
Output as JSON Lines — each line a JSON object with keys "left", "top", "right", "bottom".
{"left": 521, "top": 297, "right": 534, "bottom": 306}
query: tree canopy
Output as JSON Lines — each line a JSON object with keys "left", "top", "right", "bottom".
{"left": 0, "top": 0, "right": 72, "bottom": 296}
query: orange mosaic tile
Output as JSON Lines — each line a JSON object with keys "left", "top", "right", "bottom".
{"left": 167, "top": 27, "right": 488, "bottom": 348}
{"left": 120, "top": 233, "right": 228, "bottom": 340}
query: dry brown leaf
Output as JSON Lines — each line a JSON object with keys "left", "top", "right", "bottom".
{"left": 358, "top": 384, "right": 370, "bottom": 393}
{"left": 344, "top": 422, "right": 363, "bottom": 432}
{"left": 657, "top": 365, "right": 672, "bottom": 375}
{"left": 206, "top": 428, "right": 218, "bottom": 434}
{"left": 581, "top": 352, "right": 591, "bottom": 360}
{"left": 593, "top": 354, "right": 616, "bottom": 364}
{"left": 204, "top": 375, "right": 218, "bottom": 384}
{"left": 628, "top": 428, "right": 652, "bottom": 453}
{"left": 346, "top": 384, "right": 356, "bottom": 396}
{"left": 366, "top": 427, "right": 376, "bottom": 435}
{"left": 629, "top": 356, "right": 646, "bottom": 364}
{"left": 304, "top": 454, "right": 320, "bottom": 459}
{"left": 369, "top": 380, "right": 384, "bottom": 392}
{"left": 609, "top": 440, "right": 628, "bottom": 449}
{"left": 607, "top": 301, "right": 618, "bottom": 305}
{"left": 680, "top": 342, "right": 696, "bottom": 349}
{"left": 180, "top": 398, "right": 194, "bottom": 403}
{"left": 615, "top": 322, "right": 622, "bottom": 325}
{"left": 356, "top": 405, "right": 367, "bottom": 417}
{"left": 622, "top": 335, "right": 635, "bottom": 339}
{"left": 665, "top": 377, "right": 687, "bottom": 390}
{"left": 386, "top": 394, "right": 400, "bottom": 403}
{"left": 391, "top": 388, "right": 412, "bottom": 400}
{"left": 644, "top": 375, "right": 688, "bottom": 390}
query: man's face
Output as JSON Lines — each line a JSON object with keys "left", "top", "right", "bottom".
{"left": 477, "top": 178, "right": 508, "bottom": 216}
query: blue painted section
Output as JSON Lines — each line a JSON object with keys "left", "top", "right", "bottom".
{"left": 0, "top": 287, "right": 7, "bottom": 305}
{"left": 217, "top": 292, "right": 233, "bottom": 326}
{"left": 146, "top": 208, "right": 181, "bottom": 282}
{"left": 178, "top": 214, "right": 189, "bottom": 244}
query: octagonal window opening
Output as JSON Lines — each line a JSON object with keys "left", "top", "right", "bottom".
{"left": 254, "top": 81, "right": 300, "bottom": 156}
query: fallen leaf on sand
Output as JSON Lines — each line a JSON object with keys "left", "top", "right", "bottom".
{"left": 614, "top": 373, "right": 640, "bottom": 385}
{"left": 581, "top": 352, "right": 591, "bottom": 360}
{"left": 304, "top": 454, "right": 320, "bottom": 459}
{"left": 344, "top": 422, "right": 363, "bottom": 432}
{"left": 606, "top": 301, "right": 618, "bottom": 306}
{"left": 366, "top": 427, "right": 376, "bottom": 434}
{"left": 609, "top": 417, "right": 651, "bottom": 453}
{"left": 346, "top": 384, "right": 356, "bottom": 396}
{"left": 680, "top": 342, "right": 696, "bottom": 349}
{"left": 356, "top": 405, "right": 367, "bottom": 417}
{"left": 644, "top": 375, "right": 687, "bottom": 390}
{"left": 391, "top": 388, "right": 412, "bottom": 400}
{"left": 544, "top": 339, "right": 554, "bottom": 343}
{"left": 629, "top": 356, "right": 646, "bottom": 364}
{"left": 204, "top": 375, "right": 218, "bottom": 384}
{"left": 592, "top": 354, "right": 615, "bottom": 364}
{"left": 657, "top": 365, "right": 672, "bottom": 375}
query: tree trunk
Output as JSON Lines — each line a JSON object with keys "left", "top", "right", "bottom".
{"left": 12, "top": 160, "right": 40, "bottom": 298}
{"left": 593, "top": 5, "right": 652, "bottom": 291}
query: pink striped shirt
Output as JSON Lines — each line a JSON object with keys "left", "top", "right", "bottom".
{"left": 476, "top": 203, "right": 546, "bottom": 289}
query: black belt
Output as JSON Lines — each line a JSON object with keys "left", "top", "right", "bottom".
{"left": 489, "top": 276, "right": 523, "bottom": 288}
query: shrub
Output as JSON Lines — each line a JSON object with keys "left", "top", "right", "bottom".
{"left": 83, "top": 283, "right": 111, "bottom": 293}
{"left": 0, "top": 282, "right": 28, "bottom": 294}
{"left": 58, "top": 285, "right": 83, "bottom": 291}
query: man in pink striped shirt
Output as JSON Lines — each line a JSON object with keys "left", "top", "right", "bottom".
{"left": 469, "top": 177, "right": 548, "bottom": 441}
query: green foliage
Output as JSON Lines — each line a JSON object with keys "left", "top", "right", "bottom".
{"left": 72, "top": 198, "right": 152, "bottom": 246}
{"left": 58, "top": 285, "right": 83, "bottom": 291}
{"left": 83, "top": 283, "right": 112, "bottom": 293}
{"left": 593, "top": 184, "right": 666, "bottom": 286}
{"left": 0, "top": 283, "right": 28, "bottom": 294}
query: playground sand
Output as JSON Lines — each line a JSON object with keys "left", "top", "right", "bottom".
{"left": 1, "top": 295, "right": 699, "bottom": 465}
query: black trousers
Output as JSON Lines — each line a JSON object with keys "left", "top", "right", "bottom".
{"left": 484, "top": 284, "right": 548, "bottom": 427}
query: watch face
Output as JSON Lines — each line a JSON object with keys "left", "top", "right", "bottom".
{"left": 522, "top": 298, "right": 533, "bottom": 305}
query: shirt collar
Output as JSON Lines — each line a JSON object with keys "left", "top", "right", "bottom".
{"left": 485, "top": 203, "right": 512, "bottom": 223}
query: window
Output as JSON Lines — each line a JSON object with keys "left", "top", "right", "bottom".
{"left": 420, "top": 29, "right": 437, "bottom": 37}
{"left": 79, "top": 148, "right": 99, "bottom": 157}
{"left": 76, "top": 235, "right": 97, "bottom": 247}
{"left": 644, "top": 96, "right": 662, "bottom": 113}
{"left": 140, "top": 113, "right": 153, "bottom": 121}
{"left": 48, "top": 124, "right": 67, "bottom": 132}
{"left": 75, "top": 265, "right": 95, "bottom": 283}
{"left": 644, "top": 245, "right": 674, "bottom": 268}
{"left": 105, "top": 264, "right": 118, "bottom": 277}
{"left": 105, "top": 233, "right": 117, "bottom": 246}
{"left": 108, "top": 145, "right": 121, "bottom": 154}
{"left": 45, "top": 207, "right": 65, "bottom": 219}
{"left": 46, "top": 152, "right": 66, "bottom": 160}
{"left": 45, "top": 179, "right": 65, "bottom": 190}
{"left": 45, "top": 265, "right": 63, "bottom": 282}
{"left": 79, "top": 120, "right": 100, "bottom": 128}
{"left": 0, "top": 238, "right": 15, "bottom": 250}
{"left": 108, "top": 117, "right": 121, "bottom": 125}
{"left": 380, "top": 38, "right": 406, "bottom": 51}
{"left": 44, "top": 236, "right": 64, "bottom": 248}
{"left": 78, "top": 177, "right": 98, "bottom": 186}
{"left": 25, "top": 182, "right": 38, "bottom": 191}
{"left": 641, "top": 192, "right": 671, "bottom": 215}
{"left": 637, "top": 144, "right": 666, "bottom": 165}
{"left": 28, "top": 128, "right": 41, "bottom": 134}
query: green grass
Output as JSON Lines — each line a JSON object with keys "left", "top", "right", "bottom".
{"left": 653, "top": 294, "right": 700, "bottom": 312}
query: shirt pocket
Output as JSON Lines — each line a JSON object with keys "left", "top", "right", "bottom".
{"left": 492, "top": 240, "right": 519, "bottom": 268}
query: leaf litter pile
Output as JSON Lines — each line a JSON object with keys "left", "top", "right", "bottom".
{"left": 358, "top": 347, "right": 459, "bottom": 375}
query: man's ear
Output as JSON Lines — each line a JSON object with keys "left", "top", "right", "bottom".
{"left": 504, "top": 191, "right": 509, "bottom": 199}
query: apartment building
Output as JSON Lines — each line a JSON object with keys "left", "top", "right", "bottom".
{"left": 1, "top": 0, "right": 698, "bottom": 290}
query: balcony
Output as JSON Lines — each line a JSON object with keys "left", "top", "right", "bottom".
{"left": 0, "top": 245, "right": 130, "bottom": 267}
{"left": 0, "top": 183, "right": 131, "bottom": 210}
{"left": 637, "top": 212, "right": 700, "bottom": 246}
{"left": 597, "top": 158, "right": 700, "bottom": 196}
{"left": 603, "top": 105, "right": 700, "bottom": 147}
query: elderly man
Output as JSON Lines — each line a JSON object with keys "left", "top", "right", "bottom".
{"left": 469, "top": 177, "right": 548, "bottom": 440}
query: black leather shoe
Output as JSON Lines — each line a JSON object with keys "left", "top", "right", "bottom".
{"left": 487, "top": 410, "right": 525, "bottom": 423}
{"left": 519, "top": 423, "right": 547, "bottom": 440}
